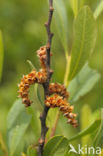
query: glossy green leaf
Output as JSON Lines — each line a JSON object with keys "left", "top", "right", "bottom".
{"left": 68, "top": 119, "right": 101, "bottom": 142}
{"left": 94, "top": 0, "right": 103, "bottom": 19}
{"left": 7, "top": 99, "right": 32, "bottom": 156}
{"left": 93, "top": 109, "right": 103, "bottom": 147}
{"left": 68, "top": 64, "right": 100, "bottom": 103}
{"left": 43, "top": 136, "right": 68, "bottom": 156}
{"left": 54, "top": 0, "right": 69, "bottom": 52}
{"left": 0, "top": 31, "right": 4, "bottom": 82}
{"left": 68, "top": 6, "right": 96, "bottom": 81}
{"left": 27, "top": 145, "right": 37, "bottom": 156}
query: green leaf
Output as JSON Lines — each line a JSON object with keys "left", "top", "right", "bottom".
{"left": 81, "top": 104, "right": 92, "bottom": 146}
{"left": 0, "top": 31, "right": 4, "bottom": 82}
{"left": 79, "top": 0, "right": 85, "bottom": 8}
{"left": 43, "top": 136, "right": 68, "bottom": 156}
{"left": 54, "top": 0, "right": 69, "bottom": 52}
{"left": 70, "top": 0, "right": 78, "bottom": 17}
{"left": 93, "top": 109, "right": 103, "bottom": 148}
{"left": 68, "top": 119, "right": 101, "bottom": 142}
{"left": 94, "top": 0, "right": 103, "bottom": 19}
{"left": 81, "top": 105, "right": 92, "bottom": 130}
{"left": 46, "top": 108, "right": 58, "bottom": 139}
{"left": 27, "top": 145, "right": 37, "bottom": 156}
{"left": 68, "top": 64, "right": 100, "bottom": 103}
{"left": 7, "top": 99, "right": 32, "bottom": 156}
{"left": 27, "top": 106, "right": 40, "bottom": 141}
{"left": 68, "top": 6, "right": 96, "bottom": 81}
{"left": 7, "top": 99, "right": 24, "bottom": 130}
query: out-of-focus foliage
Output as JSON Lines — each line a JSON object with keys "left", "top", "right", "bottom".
{"left": 68, "top": 64, "right": 100, "bottom": 103}
{"left": 93, "top": 109, "right": 103, "bottom": 148}
{"left": 54, "top": 0, "right": 69, "bottom": 53}
{"left": 43, "top": 136, "right": 68, "bottom": 156}
{"left": 0, "top": 31, "right": 3, "bottom": 82}
{"left": 94, "top": 0, "right": 103, "bottom": 19}
{"left": 7, "top": 99, "right": 32, "bottom": 156}
{"left": 27, "top": 145, "right": 37, "bottom": 156}
{"left": 68, "top": 6, "right": 96, "bottom": 81}
{"left": 0, "top": 0, "right": 103, "bottom": 155}
{"left": 68, "top": 119, "right": 101, "bottom": 142}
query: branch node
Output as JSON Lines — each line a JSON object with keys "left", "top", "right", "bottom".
{"left": 50, "top": 6, "right": 54, "bottom": 11}
{"left": 44, "top": 22, "right": 48, "bottom": 27}
{"left": 46, "top": 43, "right": 50, "bottom": 49}
{"left": 51, "top": 33, "right": 54, "bottom": 38}
{"left": 39, "top": 139, "right": 44, "bottom": 144}
{"left": 40, "top": 113, "right": 43, "bottom": 120}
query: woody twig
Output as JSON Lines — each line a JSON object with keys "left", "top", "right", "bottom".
{"left": 37, "top": 0, "right": 54, "bottom": 155}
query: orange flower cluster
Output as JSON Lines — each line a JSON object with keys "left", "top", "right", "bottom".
{"left": 18, "top": 46, "right": 78, "bottom": 127}
{"left": 49, "top": 83, "right": 69, "bottom": 99}
{"left": 37, "top": 46, "right": 47, "bottom": 70}
{"left": 18, "top": 46, "right": 48, "bottom": 107}
{"left": 18, "top": 69, "right": 47, "bottom": 107}
{"left": 37, "top": 46, "right": 52, "bottom": 70}
{"left": 45, "top": 94, "right": 78, "bottom": 127}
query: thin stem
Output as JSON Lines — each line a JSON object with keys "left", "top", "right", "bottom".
{"left": 0, "top": 132, "right": 8, "bottom": 156}
{"left": 50, "top": 111, "right": 60, "bottom": 137}
{"left": 64, "top": 53, "right": 71, "bottom": 87}
{"left": 37, "top": 0, "right": 54, "bottom": 156}
{"left": 50, "top": 50, "right": 71, "bottom": 137}
{"left": 70, "top": 0, "right": 78, "bottom": 17}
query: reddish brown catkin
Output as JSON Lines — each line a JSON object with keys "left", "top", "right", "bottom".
{"left": 18, "top": 46, "right": 78, "bottom": 127}
{"left": 18, "top": 70, "right": 47, "bottom": 107}
{"left": 37, "top": 45, "right": 52, "bottom": 70}
{"left": 18, "top": 46, "right": 48, "bottom": 107}
{"left": 45, "top": 94, "right": 78, "bottom": 127}
{"left": 49, "top": 83, "right": 69, "bottom": 99}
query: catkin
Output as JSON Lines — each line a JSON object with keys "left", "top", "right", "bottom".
{"left": 49, "top": 83, "right": 69, "bottom": 99}
{"left": 37, "top": 46, "right": 52, "bottom": 70}
{"left": 18, "top": 69, "right": 47, "bottom": 107}
{"left": 18, "top": 46, "right": 78, "bottom": 127}
{"left": 45, "top": 94, "right": 78, "bottom": 127}
{"left": 18, "top": 46, "right": 48, "bottom": 107}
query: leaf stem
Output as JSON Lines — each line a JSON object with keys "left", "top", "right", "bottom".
{"left": 50, "top": 51, "right": 71, "bottom": 137}
{"left": 50, "top": 111, "right": 60, "bottom": 137}
{"left": 64, "top": 53, "right": 71, "bottom": 87}
{"left": 0, "top": 132, "right": 8, "bottom": 156}
{"left": 71, "top": 0, "right": 78, "bottom": 17}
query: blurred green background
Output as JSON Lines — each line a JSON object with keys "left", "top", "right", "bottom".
{"left": 0, "top": 0, "right": 103, "bottom": 155}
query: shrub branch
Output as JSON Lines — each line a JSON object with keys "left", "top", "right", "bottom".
{"left": 37, "top": 0, "right": 54, "bottom": 155}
